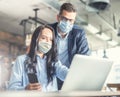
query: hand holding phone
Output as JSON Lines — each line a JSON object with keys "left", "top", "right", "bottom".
{"left": 25, "top": 83, "right": 41, "bottom": 90}
{"left": 28, "top": 73, "right": 38, "bottom": 83}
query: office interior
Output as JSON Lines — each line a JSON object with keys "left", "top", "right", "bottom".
{"left": 0, "top": 0, "right": 120, "bottom": 94}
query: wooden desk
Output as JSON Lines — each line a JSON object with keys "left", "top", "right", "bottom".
{"left": 0, "top": 91, "right": 120, "bottom": 97}
{"left": 107, "top": 83, "right": 120, "bottom": 91}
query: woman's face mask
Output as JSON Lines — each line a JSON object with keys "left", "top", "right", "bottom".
{"left": 38, "top": 41, "right": 52, "bottom": 54}
{"left": 58, "top": 20, "right": 73, "bottom": 34}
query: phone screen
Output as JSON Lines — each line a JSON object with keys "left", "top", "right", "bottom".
{"left": 28, "top": 73, "right": 38, "bottom": 83}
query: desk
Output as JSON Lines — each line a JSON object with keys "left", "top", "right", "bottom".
{"left": 0, "top": 91, "right": 120, "bottom": 97}
{"left": 107, "top": 83, "right": 120, "bottom": 91}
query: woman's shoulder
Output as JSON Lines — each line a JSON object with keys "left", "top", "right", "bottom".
{"left": 16, "top": 54, "right": 28, "bottom": 61}
{"left": 12, "top": 54, "right": 28, "bottom": 69}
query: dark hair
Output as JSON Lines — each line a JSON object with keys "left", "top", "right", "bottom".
{"left": 59, "top": 3, "right": 76, "bottom": 15}
{"left": 25, "top": 25, "right": 58, "bottom": 83}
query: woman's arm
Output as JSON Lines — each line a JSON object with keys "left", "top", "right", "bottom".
{"left": 8, "top": 55, "right": 26, "bottom": 90}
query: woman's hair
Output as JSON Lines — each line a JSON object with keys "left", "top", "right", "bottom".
{"left": 59, "top": 3, "right": 76, "bottom": 15}
{"left": 25, "top": 25, "right": 58, "bottom": 83}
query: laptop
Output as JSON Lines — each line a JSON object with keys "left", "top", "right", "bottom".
{"left": 61, "top": 54, "right": 113, "bottom": 91}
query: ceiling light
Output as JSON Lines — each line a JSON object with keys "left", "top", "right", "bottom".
{"left": 117, "top": 28, "right": 120, "bottom": 36}
{"left": 88, "top": 0, "right": 110, "bottom": 11}
{"left": 96, "top": 33, "right": 110, "bottom": 41}
{"left": 85, "top": 24, "right": 99, "bottom": 34}
{"left": 85, "top": 24, "right": 118, "bottom": 46}
{"left": 103, "top": 49, "right": 108, "bottom": 58}
{"left": 117, "top": 20, "right": 120, "bottom": 36}
{"left": 108, "top": 40, "right": 118, "bottom": 46}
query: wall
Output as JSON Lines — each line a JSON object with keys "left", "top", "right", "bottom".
{"left": 0, "top": 32, "right": 25, "bottom": 90}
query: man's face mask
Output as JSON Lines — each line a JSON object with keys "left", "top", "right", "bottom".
{"left": 58, "top": 20, "right": 73, "bottom": 34}
{"left": 38, "top": 41, "right": 52, "bottom": 54}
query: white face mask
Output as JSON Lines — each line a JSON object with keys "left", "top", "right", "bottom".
{"left": 38, "top": 41, "right": 52, "bottom": 54}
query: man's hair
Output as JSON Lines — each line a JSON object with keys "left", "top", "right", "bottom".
{"left": 59, "top": 3, "right": 76, "bottom": 15}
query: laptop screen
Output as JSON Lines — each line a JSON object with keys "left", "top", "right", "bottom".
{"left": 62, "top": 54, "right": 113, "bottom": 91}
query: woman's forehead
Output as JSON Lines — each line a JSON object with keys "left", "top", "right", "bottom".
{"left": 41, "top": 28, "right": 53, "bottom": 38}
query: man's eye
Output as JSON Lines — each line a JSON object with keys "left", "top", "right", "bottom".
{"left": 62, "top": 17, "right": 67, "bottom": 21}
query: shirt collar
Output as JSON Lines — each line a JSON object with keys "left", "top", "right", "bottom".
{"left": 57, "top": 27, "right": 69, "bottom": 39}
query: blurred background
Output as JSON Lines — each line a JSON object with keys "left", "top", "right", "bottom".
{"left": 0, "top": 0, "right": 120, "bottom": 90}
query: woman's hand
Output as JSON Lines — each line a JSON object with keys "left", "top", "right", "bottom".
{"left": 25, "top": 83, "right": 42, "bottom": 90}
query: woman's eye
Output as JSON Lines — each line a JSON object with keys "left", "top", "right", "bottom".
{"left": 42, "top": 37, "right": 45, "bottom": 39}
{"left": 41, "top": 37, "right": 46, "bottom": 39}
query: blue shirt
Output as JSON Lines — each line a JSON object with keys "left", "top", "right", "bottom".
{"left": 57, "top": 32, "right": 70, "bottom": 68}
{"left": 8, "top": 55, "right": 68, "bottom": 92}
{"left": 50, "top": 23, "right": 90, "bottom": 65}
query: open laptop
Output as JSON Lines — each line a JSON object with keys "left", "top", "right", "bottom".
{"left": 61, "top": 54, "right": 113, "bottom": 91}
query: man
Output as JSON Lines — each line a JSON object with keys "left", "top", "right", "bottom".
{"left": 50, "top": 3, "right": 90, "bottom": 90}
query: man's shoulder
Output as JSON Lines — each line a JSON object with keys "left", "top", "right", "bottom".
{"left": 49, "top": 22, "right": 58, "bottom": 28}
{"left": 71, "top": 25, "right": 85, "bottom": 36}
{"left": 73, "top": 25, "right": 84, "bottom": 31}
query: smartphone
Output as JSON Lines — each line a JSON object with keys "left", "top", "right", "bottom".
{"left": 28, "top": 73, "right": 38, "bottom": 83}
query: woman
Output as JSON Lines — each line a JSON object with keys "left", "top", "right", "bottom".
{"left": 8, "top": 25, "right": 68, "bottom": 91}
